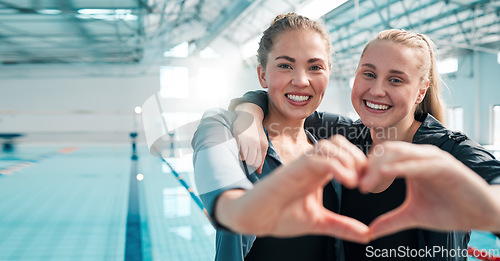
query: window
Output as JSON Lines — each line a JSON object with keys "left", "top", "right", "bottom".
{"left": 447, "top": 107, "right": 463, "bottom": 132}
{"left": 160, "top": 66, "right": 189, "bottom": 98}
{"left": 163, "top": 42, "right": 189, "bottom": 58}
{"left": 197, "top": 67, "right": 229, "bottom": 107}
{"left": 492, "top": 105, "right": 500, "bottom": 145}
{"left": 437, "top": 57, "right": 458, "bottom": 74}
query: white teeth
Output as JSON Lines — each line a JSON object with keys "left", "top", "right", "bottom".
{"left": 366, "top": 101, "right": 390, "bottom": 110}
{"left": 286, "top": 94, "right": 310, "bottom": 102}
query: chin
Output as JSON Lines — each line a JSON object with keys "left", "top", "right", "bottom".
{"left": 360, "top": 119, "right": 388, "bottom": 129}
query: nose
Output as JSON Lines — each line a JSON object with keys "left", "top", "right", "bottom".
{"left": 291, "top": 69, "right": 309, "bottom": 88}
{"left": 368, "top": 79, "right": 386, "bottom": 97}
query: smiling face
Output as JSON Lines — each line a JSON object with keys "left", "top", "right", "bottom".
{"left": 351, "top": 40, "right": 428, "bottom": 131}
{"left": 258, "top": 29, "right": 330, "bottom": 122}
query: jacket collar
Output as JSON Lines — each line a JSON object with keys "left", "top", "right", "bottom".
{"left": 412, "top": 113, "right": 449, "bottom": 145}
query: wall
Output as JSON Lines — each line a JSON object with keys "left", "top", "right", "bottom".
{"left": 0, "top": 61, "right": 260, "bottom": 143}
{"left": 444, "top": 51, "right": 500, "bottom": 145}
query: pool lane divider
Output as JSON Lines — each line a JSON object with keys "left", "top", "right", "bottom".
{"left": 160, "top": 158, "right": 214, "bottom": 227}
{"left": 125, "top": 149, "right": 143, "bottom": 261}
{"left": 0, "top": 147, "right": 79, "bottom": 176}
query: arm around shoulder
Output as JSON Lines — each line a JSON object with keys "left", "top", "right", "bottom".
{"left": 192, "top": 108, "right": 253, "bottom": 229}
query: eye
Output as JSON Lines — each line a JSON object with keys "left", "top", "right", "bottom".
{"left": 363, "top": 72, "right": 376, "bottom": 79}
{"left": 389, "top": 78, "right": 403, "bottom": 83}
{"left": 278, "top": 63, "right": 292, "bottom": 69}
{"left": 310, "top": 65, "right": 323, "bottom": 71}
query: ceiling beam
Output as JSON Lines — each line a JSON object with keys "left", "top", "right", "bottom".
{"left": 191, "top": 0, "right": 253, "bottom": 55}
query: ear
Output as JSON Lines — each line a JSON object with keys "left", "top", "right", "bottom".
{"left": 257, "top": 64, "right": 268, "bottom": 89}
{"left": 416, "top": 81, "right": 429, "bottom": 104}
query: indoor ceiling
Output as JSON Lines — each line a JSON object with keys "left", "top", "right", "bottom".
{"left": 0, "top": 0, "right": 499, "bottom": 79}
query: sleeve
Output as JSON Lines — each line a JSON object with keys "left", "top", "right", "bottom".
{"left": 191, "top": 108, "right": 254, "bottom": 228}
{"left": 451, "top": 139, "right": 500, "bottom": 185}
{"left": 304, "top": 111, "right": 356, "bottom": 140}
{"left": 228, "top": 90, "right": 269, "bottom": 116}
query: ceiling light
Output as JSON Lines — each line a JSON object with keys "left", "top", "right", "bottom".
{"left": 77, "top": 9, "right": 115, "bottom": 15}
{"left": 76, "top": 9, "right": 137, "bottom": 21}
{"left": 37, "top": 9, "right": 62, "bottom": 15}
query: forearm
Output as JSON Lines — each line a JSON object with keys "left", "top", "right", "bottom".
{"left": 214, "top": 189, "right": 247, "bottom": 232}
{"left": 213, "top": 170, "right": 294, "bottom": 235}
{"left": 234, "top": 103, "right": 265, "bottom": 122}
{"left": 488, "top": 185, "right": 500, "bottom": 232}
{"left": 229, "top": 90, "right": 269, "bottom": 115}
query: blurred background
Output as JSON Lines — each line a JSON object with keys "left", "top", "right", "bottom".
{"left": 0, "top": 0, "right": 499, "bottom": 260}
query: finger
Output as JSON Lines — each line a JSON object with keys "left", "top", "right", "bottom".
{"left": 359, "top": 159, "right": 387, "bottom": 193}
{"left": 320, "top": 156, "right": 358, "bottom": 189}
{"left": 360, "top": 157, "right": 430, "bottom": 193}
{"left": 320, "top": 139, "right": 355, "bottom": 171}
{"left": 255, "top": 149, "right": 263, "bottom": 174}
{"left": 377, "top": 159, "right": 435, "bottom": 180}
{"left": 369, "top": 202, "right": 416, "bottom": 240}
{"left": 238, "top": 144, "right": 248, "bottom": 161}
{"left": 314, "top": 141, "right": 358, "bottom": 188}
{"left": 246, "top": 146, "right": 258, "bottom": 167}
{"left": 256, "top": 164, "right": 263, "bottom": 174}
{"left": 330, "top": 135, "right": 367, "bottom": 174}
{"left": 316, "top": 211, "right": 370, "bottom": 244}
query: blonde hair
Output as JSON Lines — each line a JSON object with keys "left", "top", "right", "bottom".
{"left": 257, "top": 13, "right": 333, "bottom": 70}
{"left": 360, "top": 29, "right": 444, "bottom": 123}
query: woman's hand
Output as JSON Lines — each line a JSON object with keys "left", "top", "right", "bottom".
{"left": 232, "top": 103, "right": 268, "bottom": 174}
{"left": 359, "top": 141, "right": 500, "bottom": 239}
{"left": 215, "top": 136, "right": 370, "bottom": 243}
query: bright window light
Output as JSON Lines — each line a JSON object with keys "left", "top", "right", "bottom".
{"left": 447, "top": 107, "right": 463, "bottom": 132}
{"left": 494, "top": 105, "right": 500, "bottom": 145}
{"left": 200, "top": 47, "right": 221, "bottom": 59}
{"left": 242, "top": 36, "right": 260, "bottom": 60}
{"left": 437, "top": 57, "right": 458, "bottom": 74}
{"left": 349, "top": 77, "right": 355, "bottom": 89}
{"left": 297, "top": 0, "right": 348, "bottom": 20}
{"left": 198, "top": 67, "right": 230, "bottom": 107}
{"left": 497, "top": 52, "right": 500, "bottom": 64}
{"left": 163, "top": 42, "right": 189, "bottom": 58}
{"left": 160, "top": 66, "right": 189, "bottom": 98}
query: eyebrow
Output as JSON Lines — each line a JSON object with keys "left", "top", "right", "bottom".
{"left": 361, "top": 63, "right": 407, "bottom": 76}
{"left": 275, "top": 56, "right": 325, "bottom": 64}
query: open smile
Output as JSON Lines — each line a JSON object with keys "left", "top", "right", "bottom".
{"left": 364, "top": 100, "right": 392, "bottom": 111}
{"left": 286, "top": 94, "right": 311, "bottom": 102}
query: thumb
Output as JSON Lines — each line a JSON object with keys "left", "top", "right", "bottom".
{"left": 369, "top": 203, "right": 416, "bottom": 240}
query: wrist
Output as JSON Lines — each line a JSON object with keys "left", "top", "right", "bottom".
{"left": 214, "top": 189, "right": 246, "bottom": 231}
